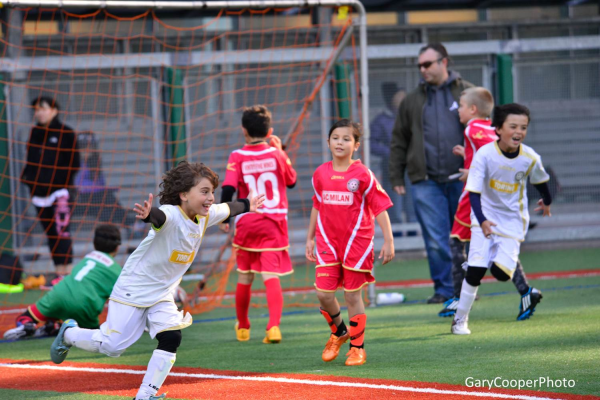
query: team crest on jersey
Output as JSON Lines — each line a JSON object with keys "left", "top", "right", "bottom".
{"left": 514, "top": 171, "right": 526, "bottom": 182}
{"left": 347, "top": 178, "right": 360, "bottom": 192}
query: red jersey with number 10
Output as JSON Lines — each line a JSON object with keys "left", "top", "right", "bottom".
{"left": 223, "top": 143, "right": 297, "bottom": 251}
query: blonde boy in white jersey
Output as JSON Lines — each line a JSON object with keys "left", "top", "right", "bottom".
{"left": 50, "top": 161, "right": 264, "bottom": 400}
{"left": 451, "top": 103, "right": 552, "bottom": 335}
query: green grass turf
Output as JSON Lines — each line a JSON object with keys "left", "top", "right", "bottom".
{"left": 1, "top": 248, "right": 600, "bottom": 397}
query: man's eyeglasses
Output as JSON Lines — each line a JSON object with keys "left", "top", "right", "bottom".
{"left": 417, "top": 58, "right": 444, "bottom": 70}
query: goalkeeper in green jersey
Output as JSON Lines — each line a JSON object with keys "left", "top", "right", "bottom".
{"left": 3, "top": 224, "right": 122, "bottom": 340}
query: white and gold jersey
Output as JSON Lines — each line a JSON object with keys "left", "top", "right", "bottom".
{"left": 110, "top": 203, "right": 230, "bottom": 307}
{"left": 466, "top": 142, "right": 549, "bottom": 241}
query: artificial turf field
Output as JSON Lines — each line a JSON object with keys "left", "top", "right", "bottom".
{"left": 0, "top": 247, "right": 599, "bottom": 399}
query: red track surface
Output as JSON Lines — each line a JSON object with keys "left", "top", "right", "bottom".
{"left": 0, "top": 359, "right": 597, "bottom": 400}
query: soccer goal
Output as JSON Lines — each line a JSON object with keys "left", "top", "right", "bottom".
{"left": 0, "top": 0, "right": 370, "bottom": 324}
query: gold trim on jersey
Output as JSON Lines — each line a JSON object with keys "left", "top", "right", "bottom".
{"left": 494, "top": 141, "right": 522, "bottom": 159}
{"left": 342, "top": 265, "right": 373, "bottom": 273}
{"left": 233, "top": 243, "right": 290, "bottom": 252}
{"left": 343, "top": 280, "right": 375, "bottom": 292}
{"left": 454, "top": 215, "right": 471, "bottom": 228}
{"left": 519, "top": 156, "right": 537, "bottom": 235}
{"left": 494, "top": 261, "right": 515, "bottom": 279}
{"left": 109, "top": 297, "right": 172, "bottom": 308}
{"left": 236, "top": 268, "right": 294, "bottom": 277}
{"left": 313, "top": 283, "right": 338, "bottom": 293}
{"left": 450, "top": 234, "right": 470, "bottom": 242}
{"left": 315, "top": 262, "right": 341, "bottom": 268}
{"left": 470, "top": 226, "right": 525, "bottom": 242}
{"left": 157, "top": 321, "right": 193, "bottom": 334}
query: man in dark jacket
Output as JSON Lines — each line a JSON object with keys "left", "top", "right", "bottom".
{"left": 389, "top": 43, "right": 473, "bottom": 304}
{"left": 21, "top": 97, "right": 80, "bottom": 284}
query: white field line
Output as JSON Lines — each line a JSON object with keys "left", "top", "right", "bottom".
{"left": 0, "top": 363, "right": 566, "bottom": 400}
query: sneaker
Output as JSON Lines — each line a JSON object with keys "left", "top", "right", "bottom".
{"left": 3, "top": 322, "right": 37, "bottom": 340}
{"left": 427, "top": 293, "right": 449, "bottom": 304}
{"left": 22, "top": 274, "right": 46, "bottom": 290}
{"left": 451, "top": 316, "right": 471, "bottom": 335}
{"left": 235, "top": 322, "right": 250, "bottom": 342}
{"left": 438, "top": 297, "right": 459, "bottom": 317}
{"left": 345, "top": 347, "right": 366, "bottom": 366}
{"left": 41, "top": 276, "right": 64, "bottom": 291}
{"left": 262, "top": 326, "right": 281, "bottom": 344}
{"left": 50, "top": 319, "right": 78, "bottom": 364}
{"left": 517, "top": 287, "right": 543, "bottom": 321}
{"left": 322, "top": 332, "right": 349, "bottom": 362}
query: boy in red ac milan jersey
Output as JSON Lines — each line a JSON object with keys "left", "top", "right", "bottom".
{"left": 221, "top": 105, "right": 297, "bottom": 344}
{"left": 439, "top": 88, "right": 540, "bottom": 320}
{"left": 306, "top": 119, "right": 395, "bottom": 366}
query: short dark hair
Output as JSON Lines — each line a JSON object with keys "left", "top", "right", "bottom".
{"left": 93, "top": 224, "right": 121, "bottom": 254}
{"left": 159, "top": 161, "right": 219, "bottom": 206}
{"left": 328, "top": 119, "right": 362, "bottom": 143}
{"left": 419, "top": 42, "right": 451, "bottom": 63}
{"left": 492, "top": 103, "right": 531, "bottom": 130}
{"left": 31, "top": 96, "right": 60, "bottom": 111}
{"left": 242, "top": 105, "right": 272, "bottom": 138}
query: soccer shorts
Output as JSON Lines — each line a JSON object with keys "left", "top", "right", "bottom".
{"left": 236, "top": 248, "right": 293, "bottom": 276}
{"left": 92, "top": 300, "right": 192, "bottom": 357}
{"left": 233, "top": 214, "right": 289, "bottom": 251}
{"left": 33, "top": 288, "right": 100, "bottom": 329}
{"left": 468, "top": 227, "right": 520, "bottom": 278}
{"left": 314, "top": 264, "right": 375, "bottom": 292}
{"left": 451, "top": 191, "right": 471, "bottom": 242}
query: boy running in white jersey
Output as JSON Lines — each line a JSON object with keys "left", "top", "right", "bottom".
{"left": 50, "top": 161, "right": 264, "bottom": 400}
{"left": 451, "top": 103, "right": 552, "bottom": 335}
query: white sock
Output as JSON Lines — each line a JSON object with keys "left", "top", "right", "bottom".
{"left": 64, "top": 327, "right": 101, "bottom": 353}
{"left": 135, "top": 349, "right": 176, "bottom": 399}
{"left": 455, "top": 279, "right": 478, "bottom": 320}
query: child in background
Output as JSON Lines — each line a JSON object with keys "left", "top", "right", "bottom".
{"left": 451, "top": 103, "right": 551, "bottom": 335}
{"left": 306, "top": 119, "right": 395, "bottom": 366}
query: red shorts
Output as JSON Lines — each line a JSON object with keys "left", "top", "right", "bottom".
{"left": 451, "top": 191, "right": 472, "bottom": 242}
{"left": 236, "top": 248, "right": 293, "bottom": 276}
{"left": 315, "top": 264, "right": 375, "bottom": 292}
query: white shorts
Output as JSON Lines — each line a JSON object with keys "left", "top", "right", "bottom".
{"left": 468, "top": 227, "right": 520, "bottom": 278}
{"left": 92, "top": 300, "right": 192, "bottom": 357}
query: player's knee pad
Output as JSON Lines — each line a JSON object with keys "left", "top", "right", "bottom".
{"left": 490, "top": 264, "right": 511, "bottom": 282}
{"left": 465, "top": 266, "right": 487, "bottom": 287}
{"left": 156, "top": 330, "right": 182, "bottom": 354}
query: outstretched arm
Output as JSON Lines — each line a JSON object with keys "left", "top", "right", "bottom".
{"left": 135, "top": 193, "right": 167, "bottom": 228}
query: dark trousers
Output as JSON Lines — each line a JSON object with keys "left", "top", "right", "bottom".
{"left": 35, "top": 204, "right": 73, "bottom": 267}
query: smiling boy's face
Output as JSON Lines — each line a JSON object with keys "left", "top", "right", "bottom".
{"left": 497, "top": 114, "right": 529, "bottom": 153}
{"left": 180, "top": 177, "right": 215, "bottom": 218}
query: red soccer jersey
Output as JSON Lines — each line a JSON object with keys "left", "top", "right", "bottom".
{"left": 463, "top": 119, "right": 497, "bottom": 169}
{"left": 223, "top": 143, "right": 297, "bottom": 251}
{"left": 312, "top": 160, "right": 392, "bottom": 264}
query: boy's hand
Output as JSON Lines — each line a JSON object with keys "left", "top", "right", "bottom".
{"left": 248, "top": 189, "right": 265, "bottom": 213}
{"left": 133, "top": 193, "right": 153, "bottom": 220}
{"left": 452, "top": 145, "right": 465, "bottom": 158}
{"left": 269, "top": 135, "right": 283, "bottom": 151}
{"left": 459, "top": 168, "right": 469, "bottom": 182}
{"left": 534, "top": 199, "right": 552, "bottom": 217}
{"left": 305, "top": 239, "right": 317, "bottom": 262}
{"left": 481, "top": 220, "right": 497, "bottom": 239}
{"left": 219, "top": 223, "right": 230, "bottom": 233}
{"left": 378, "top": 241, "right": 395, "bottom": 265}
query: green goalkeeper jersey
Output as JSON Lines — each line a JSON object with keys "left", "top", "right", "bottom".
{"left": 36, "top": 250, "right": 121, "bottom": 328}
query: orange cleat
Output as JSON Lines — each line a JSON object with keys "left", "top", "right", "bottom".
{"left": 235, "top": 322, "right": 251, "bottom": 342}
{"left": 345, "top": 347, "right": 366, "bottom": 366}
{"left": 322, "top": 332, "right": 349, "bottom": 362}
{"left": 262, "top": 326, "right": 282, "bottom": 344}
{"left": 22, "top": 274, "right": 46, "bottom": 290}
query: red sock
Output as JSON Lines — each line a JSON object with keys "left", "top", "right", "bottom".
{"left": 235, "top": 283, "right": 251, "bottom": 329}
{"left": 349, "top": 314, "right": 367, "bottom": 348}
{"left": 265, "top": 278, "right": 283, "bottom": 330}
